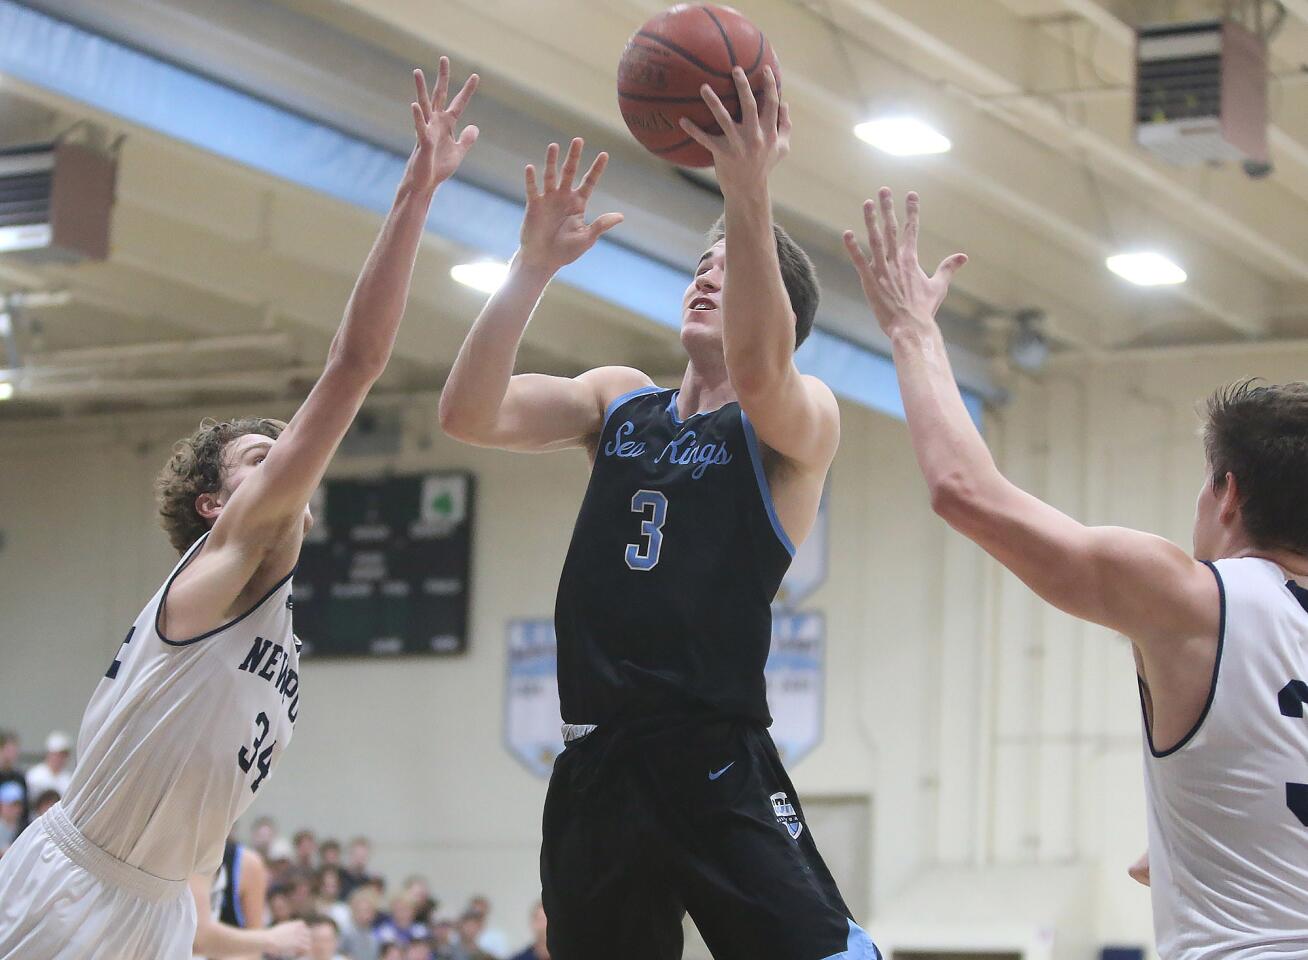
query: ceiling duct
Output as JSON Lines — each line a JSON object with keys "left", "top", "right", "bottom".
{"left": 1134, "top": 19, "right": 1268, "bottom": 168}
{"left": 0, "top": 141, "right": 115, "bottom": 263}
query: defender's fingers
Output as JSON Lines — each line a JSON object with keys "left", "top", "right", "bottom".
{"left": 413, "top": 70, "right": 431, "bottom": 123}
{"left": 731, "top": 66, "right": 758, "bottom": 128}
{"left": 678, "top": 117, "right": 717, "bottom": 151}
{"left": 863, "top": 199, "right": 886, "bottom": 264}
{"left": 578, "top": 151, "right": 610, "bottom": 199}
{"left": 878, "top": 187, "right": 899, "bottom": 258}
{"left": 559, "top": 138, "right": 584, "bottom": 192}
{"left": 699, "top": 84, "right": 738, "bottom": 141}
{"left": 446, "top": 72, "right": 479, "bottom": 119}
{"left": 587, "top": 211, "right": 625, "bottom": 240}
{"left": 841, "top": 230, "right": 871, "bottom": 276}
{"left": 525, "top": 163, "right": 539, "bottom": 198}
{"left": 543, "top": 142, "right": 560, "bottom": 191}
{"left": 933, "top": 253, "right": 968, "bottom": 286}
{"left": 760, "top": 66, "right": 779, "bottom": 132}
{"left": 433, "top": 56, "right": 450, "bottom": 111}
{"left": 902, "top": 191, "right": 921, "bottom": 256}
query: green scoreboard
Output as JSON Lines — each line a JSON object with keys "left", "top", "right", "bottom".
{"left": 291, "top": 472, "right": 475, "bottom": 657}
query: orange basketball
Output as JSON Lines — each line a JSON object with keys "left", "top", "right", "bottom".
{"left": 617, "top": 4, "right": 781, "bottom": 168}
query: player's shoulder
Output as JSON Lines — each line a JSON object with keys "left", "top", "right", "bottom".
{"left": 577, "top": 366, "right": 659, "bottom": 414}
{"left": 798, "top": 373, "right": 839, "bottom": 412}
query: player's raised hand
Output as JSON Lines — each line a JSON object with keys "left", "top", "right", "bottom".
{"left": 406, "top": 58, "right": 479, "bottom": 193}
{"left": 264, "top": 919, "right": 311, "bottom": 956}
{"left": 679, "top": 65, "right": 789, "bottom": 195}
{"left": 518, "top": 137, "right": 624, "bottom": 274}
{"left": 843, "top": 188, "right": 967, "bottom": 337}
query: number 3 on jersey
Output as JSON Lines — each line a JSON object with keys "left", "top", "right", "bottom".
{"left": 625, "top": 489, "right": 668, "bottom": 571}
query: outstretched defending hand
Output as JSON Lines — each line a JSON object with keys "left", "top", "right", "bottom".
{"left": 679, "top": 65, "right": 789, "bottom": 195}
{"left": 406, "top": 58, "right": 479, "bottom": 193}
{"left": 842, "top": 188, "right": 967, "bottom": 337}
{"left": 518, "top": 137, "right": 624, "bottom": 275}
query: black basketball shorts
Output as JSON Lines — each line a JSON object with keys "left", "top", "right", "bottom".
{"left": 540, "top": 717, "right": 880, "bottom": 960}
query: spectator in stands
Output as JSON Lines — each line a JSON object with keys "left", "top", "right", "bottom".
{"left": 295, "top": 828, "right": 319, "bottom": 870}
{"left": 0, "top": 730, "right": 28, "bottom": 827}
{"left": 338, "top": 886, "right": 382, "bottom": 960}
{"left": 429, "top": 920, "right": 457, "bottom": 960}
{"left": 467, "top": 896, "right": 509, "bottom": 959}
{"left": 506, "top": 902, "right": 548, "bottom": 960}
{"left": 287, "top": 869, "right": 317, "bottom": 918}
{"left": 0, "top": 782, "right": 24, "bottom": 854}
{"left": 375, "top": 893, "right": 429, "bottom": 947}
{"left": 321, "top": 837, "right": 343, "bottom": 868}
{"left": 250, "top": 814, "right": 279, "bottom": 858}
{"left": 25, "top": 730, "right": 72, "bottom": 799}
{"left": 379, "top": 944, "right": 403, "bottom": 960}
{"left": 31, "top": 789, "right": 60, "bottom": 819}
{"left": 451, "top": 911, "right": 495, "bottom": 960}
{"left": 404, "top": 939, "right": 435, "bottom": 960}
{"left": 318, "top": 865, "right": 351, "bottom": 929}
{"left": 308, "top": 915, "right": 348, "bottom": 960}
{"left": 269, "top": 884, "right": 296, "bottom": 925}
{"left": 341, "top": 836, "right": 377, "bottom": 896}
{"left": 403, "top": 875, "right": 438, "bottom": 926}
{"left": 268, "top": 835, "right": 296, "bottom": 887}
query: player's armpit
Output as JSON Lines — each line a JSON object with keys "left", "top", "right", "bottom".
{"left": 935, "top": 476, "right": 1219, "bottom": 647}
{"left": 448, "top": 365, "right": 653, "bottom": 453}
{"left": 734, "top": 368, "right": 839, "bottom": 472}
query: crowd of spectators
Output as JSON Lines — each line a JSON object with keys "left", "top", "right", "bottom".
{"left": 0, "top": 728, "right": 72, "bottom": 854}
{"left": 0, "top": 729, "right": 549, "bottom": 960}
{"left": 243, "top": 818, "right": 549, "bottom": 960}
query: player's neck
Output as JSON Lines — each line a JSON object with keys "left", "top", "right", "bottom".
{"left": 1220, "top": 535, "right": 1308, "bottom": 578}
{"left": 677, "top": 358, "right": 735, "bottom": 417}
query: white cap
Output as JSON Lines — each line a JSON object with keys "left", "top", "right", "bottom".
{"left": 46, "top": 731, "right": 72, "bottom": 753}
{"left": 268, "top": 837, "right": 294, "bottom": 861}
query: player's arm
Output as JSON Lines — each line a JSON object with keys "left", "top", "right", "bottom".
{"left": 680, "top": 67, "right": 839, "bottom": 471}
{"left": 439, "top": 138, "right": 645, "bottom": 451}
{"left": 1129, "top": 851, "right": 1151, "bottom": 887}
{"left": 842, "top": 189, "right": 1217, "bottom": 646}
{"left": 189, "top": 873, "right": 310, "bottom": 959}
{"left": 236, "top": 847, "right": 268, "bottom": 935}
{"left": 206, "top": 63, "right": 476, "bottom": 556}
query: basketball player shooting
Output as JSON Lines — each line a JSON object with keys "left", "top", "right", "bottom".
{"left": 843, "top": 188, "right": 1308, "bottom": 957}
{"left": 439, "top": 67, "right": 877, "bottom": 960}
{"left": 0, "top": 60, "right": 479, "bottom": 960}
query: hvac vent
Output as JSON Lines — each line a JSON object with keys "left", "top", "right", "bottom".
{"left": 0, "top": 142, "right": 115, "bottom": 262}
{"left": 1135, "top": 19, "right": 1268, "bottom": 166}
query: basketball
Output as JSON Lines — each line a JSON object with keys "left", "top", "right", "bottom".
{"left": 618, "top": 4, "right": 781, "bottom": 168}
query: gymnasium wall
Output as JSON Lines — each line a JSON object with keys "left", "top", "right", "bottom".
{"left": 2, "top": 343, "right": 1302, "bottom": 954}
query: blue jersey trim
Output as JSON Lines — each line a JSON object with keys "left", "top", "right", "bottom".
{"left": 819, "top": 919, "right": 881, "bottom": 960}
{"left": 229, "top": 843, "right": 244, "bottom": 927}
{"left": 602, "top": 385, "right": 664, "bottom": 433}
{"left": 739, "top": 410, "right": 796, "bottom": 557}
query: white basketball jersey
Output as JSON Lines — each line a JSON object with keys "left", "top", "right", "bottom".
{"left": 61, "top": 532, "right": 300, "bottom": 881}
{"left": 1144, "top": 557, "right": 1308, "bottom": 958}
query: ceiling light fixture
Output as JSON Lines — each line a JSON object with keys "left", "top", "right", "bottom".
{"left": 853, "top": 117, "right": 951, "bottom": 156}
{"left": 0, "top": 382, "right": 13, "bottom": 401}
{"left": 1105, "top": 252, "right": 1187, "bottom": 286}
{"left": 450, "top": 261, "right": 509, "bottom": 295}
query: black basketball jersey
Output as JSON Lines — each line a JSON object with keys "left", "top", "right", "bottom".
{"left": 554, "top": 386, "right": 794, "bottom": 727}
{"left": 219, "top": 840, "right": 244, "bottom": 927}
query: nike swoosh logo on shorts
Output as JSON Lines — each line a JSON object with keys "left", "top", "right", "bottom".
{"left": 708, "top": 762, "right": 735, "bottom": 781}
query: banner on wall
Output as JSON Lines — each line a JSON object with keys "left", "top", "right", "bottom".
{"left": 504, "top": 619, "right": 564, "bottom": 778}
{"left": 503, "top": 612, "right": 826, "bottom": 777}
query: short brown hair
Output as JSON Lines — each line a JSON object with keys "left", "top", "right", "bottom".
{"left": 707, "top": 215, "right": 820, "bottom": 349}
{"left": 155, "top": 417, "right": 285, "bottom": 553}
{"left": 1204, "top": 379, "right": 1308, "bottom": 554}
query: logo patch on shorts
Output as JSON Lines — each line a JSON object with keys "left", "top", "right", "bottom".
{"left": 770, "top": 791, "right": 803, "bottom": 840}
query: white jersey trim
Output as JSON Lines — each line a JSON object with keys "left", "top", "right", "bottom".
{"left": 1138, "top": 559, "right": 1227, "bottom": 759}
{"left": 155, "top": 531, "right": 297, "bottom": 647}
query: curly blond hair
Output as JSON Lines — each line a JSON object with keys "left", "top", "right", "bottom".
{"left": 155, "top": 417, "right": 285, "bottom": 553}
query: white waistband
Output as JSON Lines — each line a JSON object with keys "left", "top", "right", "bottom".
{"left": 562, "top": 723, "right": 597, "bottom": 743}
{"left": 42, "top": 802, "right": 187, "bottom": 903}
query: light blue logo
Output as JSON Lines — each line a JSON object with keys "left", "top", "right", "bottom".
{"left": 708, "top": 761, "right": 735, "bottom": 781}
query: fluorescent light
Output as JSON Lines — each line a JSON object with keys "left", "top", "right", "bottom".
{"left": 1106, "top": 252, "right": 1187, "bottom": 286}
{"left": 853, "top": 117, "right": 951, "bottom": 156}
{"left": 0, "top": 223, "right": 52, "bottom": 253}
{"left": 450, "top": 261, "right": 509, "bottom": 294}
{"left": 0, "top": 383, "right": 13, "bottom": 401}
